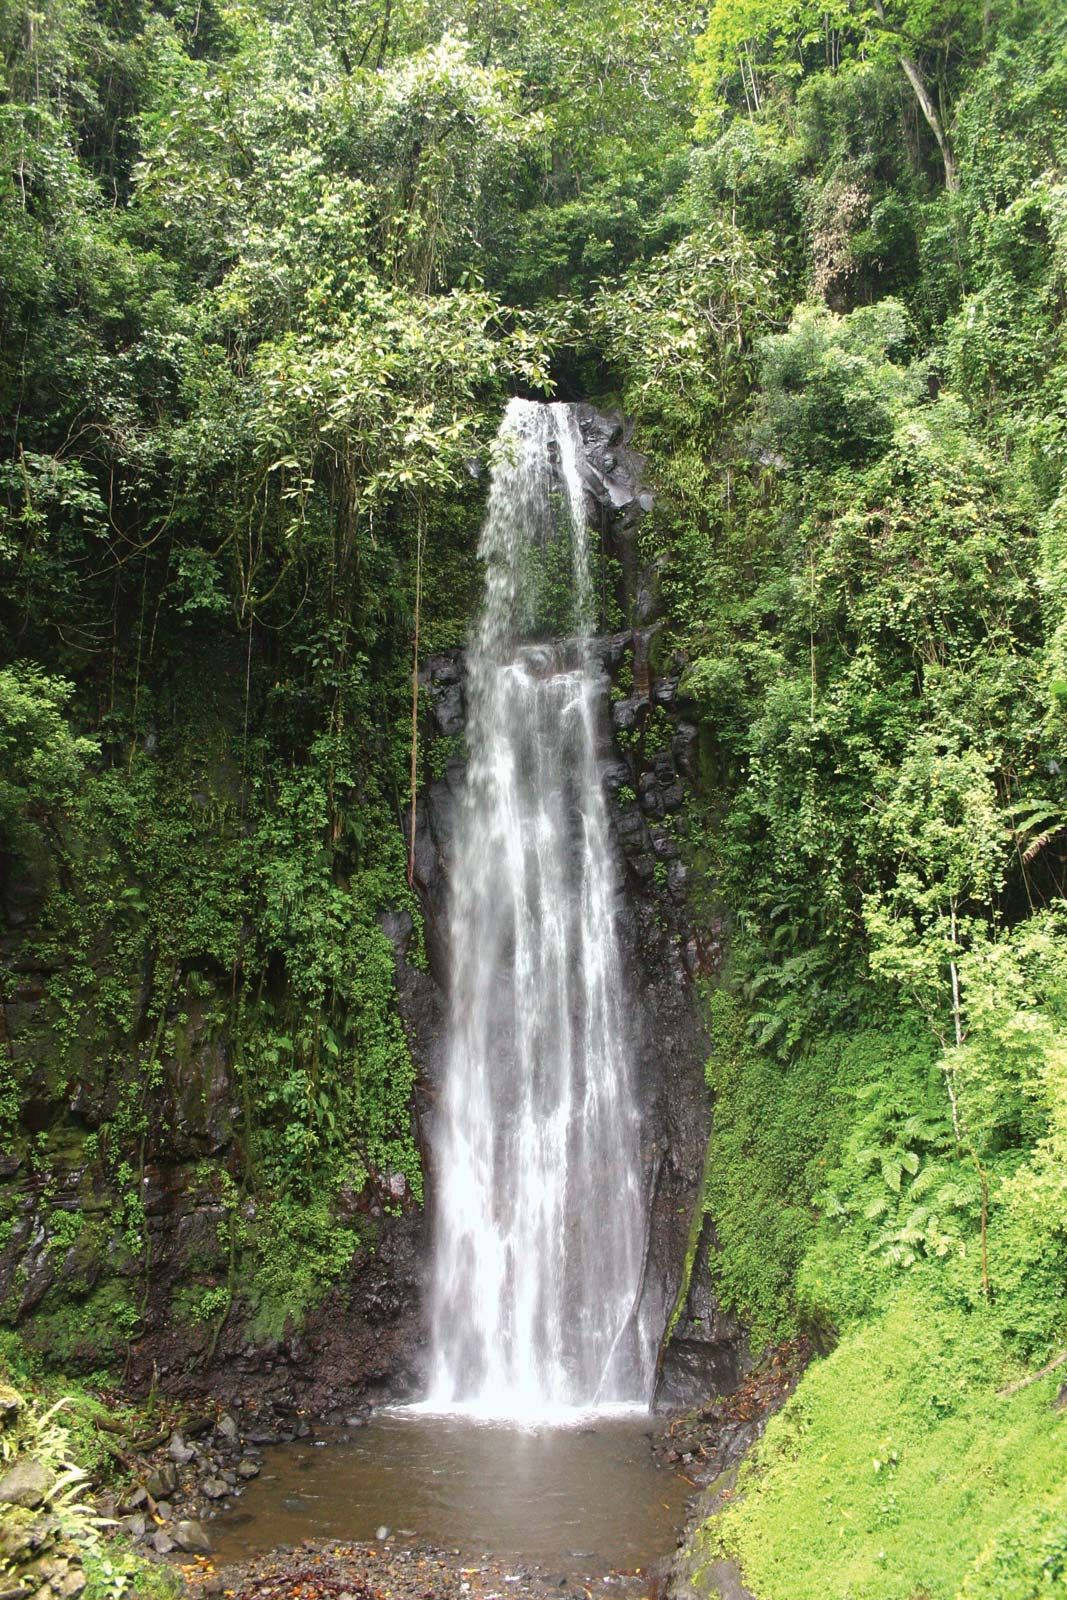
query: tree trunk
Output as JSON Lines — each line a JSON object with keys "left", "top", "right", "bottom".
{"left": 870, "top": 0, "right": 959, "bottom": 191}
{"left": 898, "top": 52, "right": 959, "bottom": 191}
{"left": 376, "top": 0, "right": 393, "bottom": 70}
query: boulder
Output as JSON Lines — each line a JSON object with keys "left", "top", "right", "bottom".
{"left": 54, "top": 1564, "right": 87, "bottom": 1599}
{"left": 611, "top": 696, "right": 645, "bottom": 733}
{"left": 0, "top": 1387, "right": 23, "bottom": 1427}
{"left": 0, "top": 1510, "right": 58, "bottom": 1562}
{"left": 0, "top": 1458, "right": 55, "bottom": 1510}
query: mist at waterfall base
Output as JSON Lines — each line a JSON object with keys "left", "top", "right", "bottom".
{"left": 420, "top": 399, "right": 654, "bottom": 1422}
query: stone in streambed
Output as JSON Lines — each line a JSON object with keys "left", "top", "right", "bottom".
{"left": 173, "top": 1519, "right": 212, "bottom": 1554}
{"left": 236, "top": 1458, "right": 260, "bottom": 1479}
{"left": 145, "top": 1464, "right": 177, "bottom": 1498}
{"left": 200, "top": 1476, "right": 228, "bottom": 1500}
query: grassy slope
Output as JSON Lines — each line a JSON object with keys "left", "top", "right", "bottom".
{"left": 716, "top": 1289, "right": 1067, "bottom": 1598}
{"left": 683, "top": 993, "right": 1067, "bottom": 1598}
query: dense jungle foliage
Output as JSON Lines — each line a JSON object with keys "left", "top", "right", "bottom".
{"left": 1, "top": 0, "right": 1066, "bottom": 1594}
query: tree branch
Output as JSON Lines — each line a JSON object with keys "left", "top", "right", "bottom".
{"left": 997, "top": 1350, "right": 1067, "bottom": 1398}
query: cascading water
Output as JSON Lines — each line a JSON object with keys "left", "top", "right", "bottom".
{"left": 425, "top": 399, "right": 654, "bottom": 1418}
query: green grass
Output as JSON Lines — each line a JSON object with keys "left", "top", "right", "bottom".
{"left": 712, "top": 1286, "right": 1067, "bottom": 1599}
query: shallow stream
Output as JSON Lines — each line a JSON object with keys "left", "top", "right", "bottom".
{"left": 209, "top": 1411, "right": 688, "bottom": 1576}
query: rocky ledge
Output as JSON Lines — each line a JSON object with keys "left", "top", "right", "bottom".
{"left": 656, "top": 1341, "right": 813, "bottom": 1600}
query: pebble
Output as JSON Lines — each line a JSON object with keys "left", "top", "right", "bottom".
{"left": 187, "top": 1538, "right": 652, "bottom": 1600}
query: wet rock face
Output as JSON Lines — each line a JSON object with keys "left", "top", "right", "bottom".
{"left": 655, "top": 1219, "right": 747, "bottom": 1410}
{"left": 572, "top": 404, "right": 654, "bottom": 529}
{"left": 406, "top": 648, "right": 468, "bottom": 981}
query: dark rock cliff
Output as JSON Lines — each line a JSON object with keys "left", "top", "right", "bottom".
{"left": 0, "top": 404, "right": 744, "bottom": 1416}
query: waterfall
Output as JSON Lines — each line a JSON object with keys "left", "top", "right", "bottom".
{"left": 425, "top": 399, "right": 654, "bottom": 1418}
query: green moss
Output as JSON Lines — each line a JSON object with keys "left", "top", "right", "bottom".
{"left": 702, "top": 992, "right": 922, "bottom": 1348}
{"left": 83, "top": 1545, "right": 186, "bottom": 1600}
{"left": 957, "top": 1489, "right": 1067, "bottom": 1598}
{"left": 716, "top": 1286, "right": 1067, "bottom": 1600}
{"left": 428, "top": 732, "right": 465, "bottom": 780}
{"left": 19, "top": 1283, "right": 141, "bottom": 1372}
{"left": 170, "top": 1282, "right": 231, "bottom": 1329}
{"left": 242, "top": 1197, "right": 359, "bottom": 1343}
{"left": 0, "top": 1354, "right": 178, "bottom": 1599}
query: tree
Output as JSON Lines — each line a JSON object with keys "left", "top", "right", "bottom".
{"left": 693, "top": 0, "right": 983, "bottom": 189}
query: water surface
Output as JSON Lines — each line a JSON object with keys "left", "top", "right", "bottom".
{"left": 209, "top": 1411, "right": 687, "bottom": 1575}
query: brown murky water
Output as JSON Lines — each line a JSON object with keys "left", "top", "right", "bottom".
{"left": 209, "top": 1411, "right": 688, "bottom": 1575}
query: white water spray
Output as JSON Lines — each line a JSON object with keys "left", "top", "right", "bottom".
{"left": 425, "top": 400, "right": 653, "bottom": 1418}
